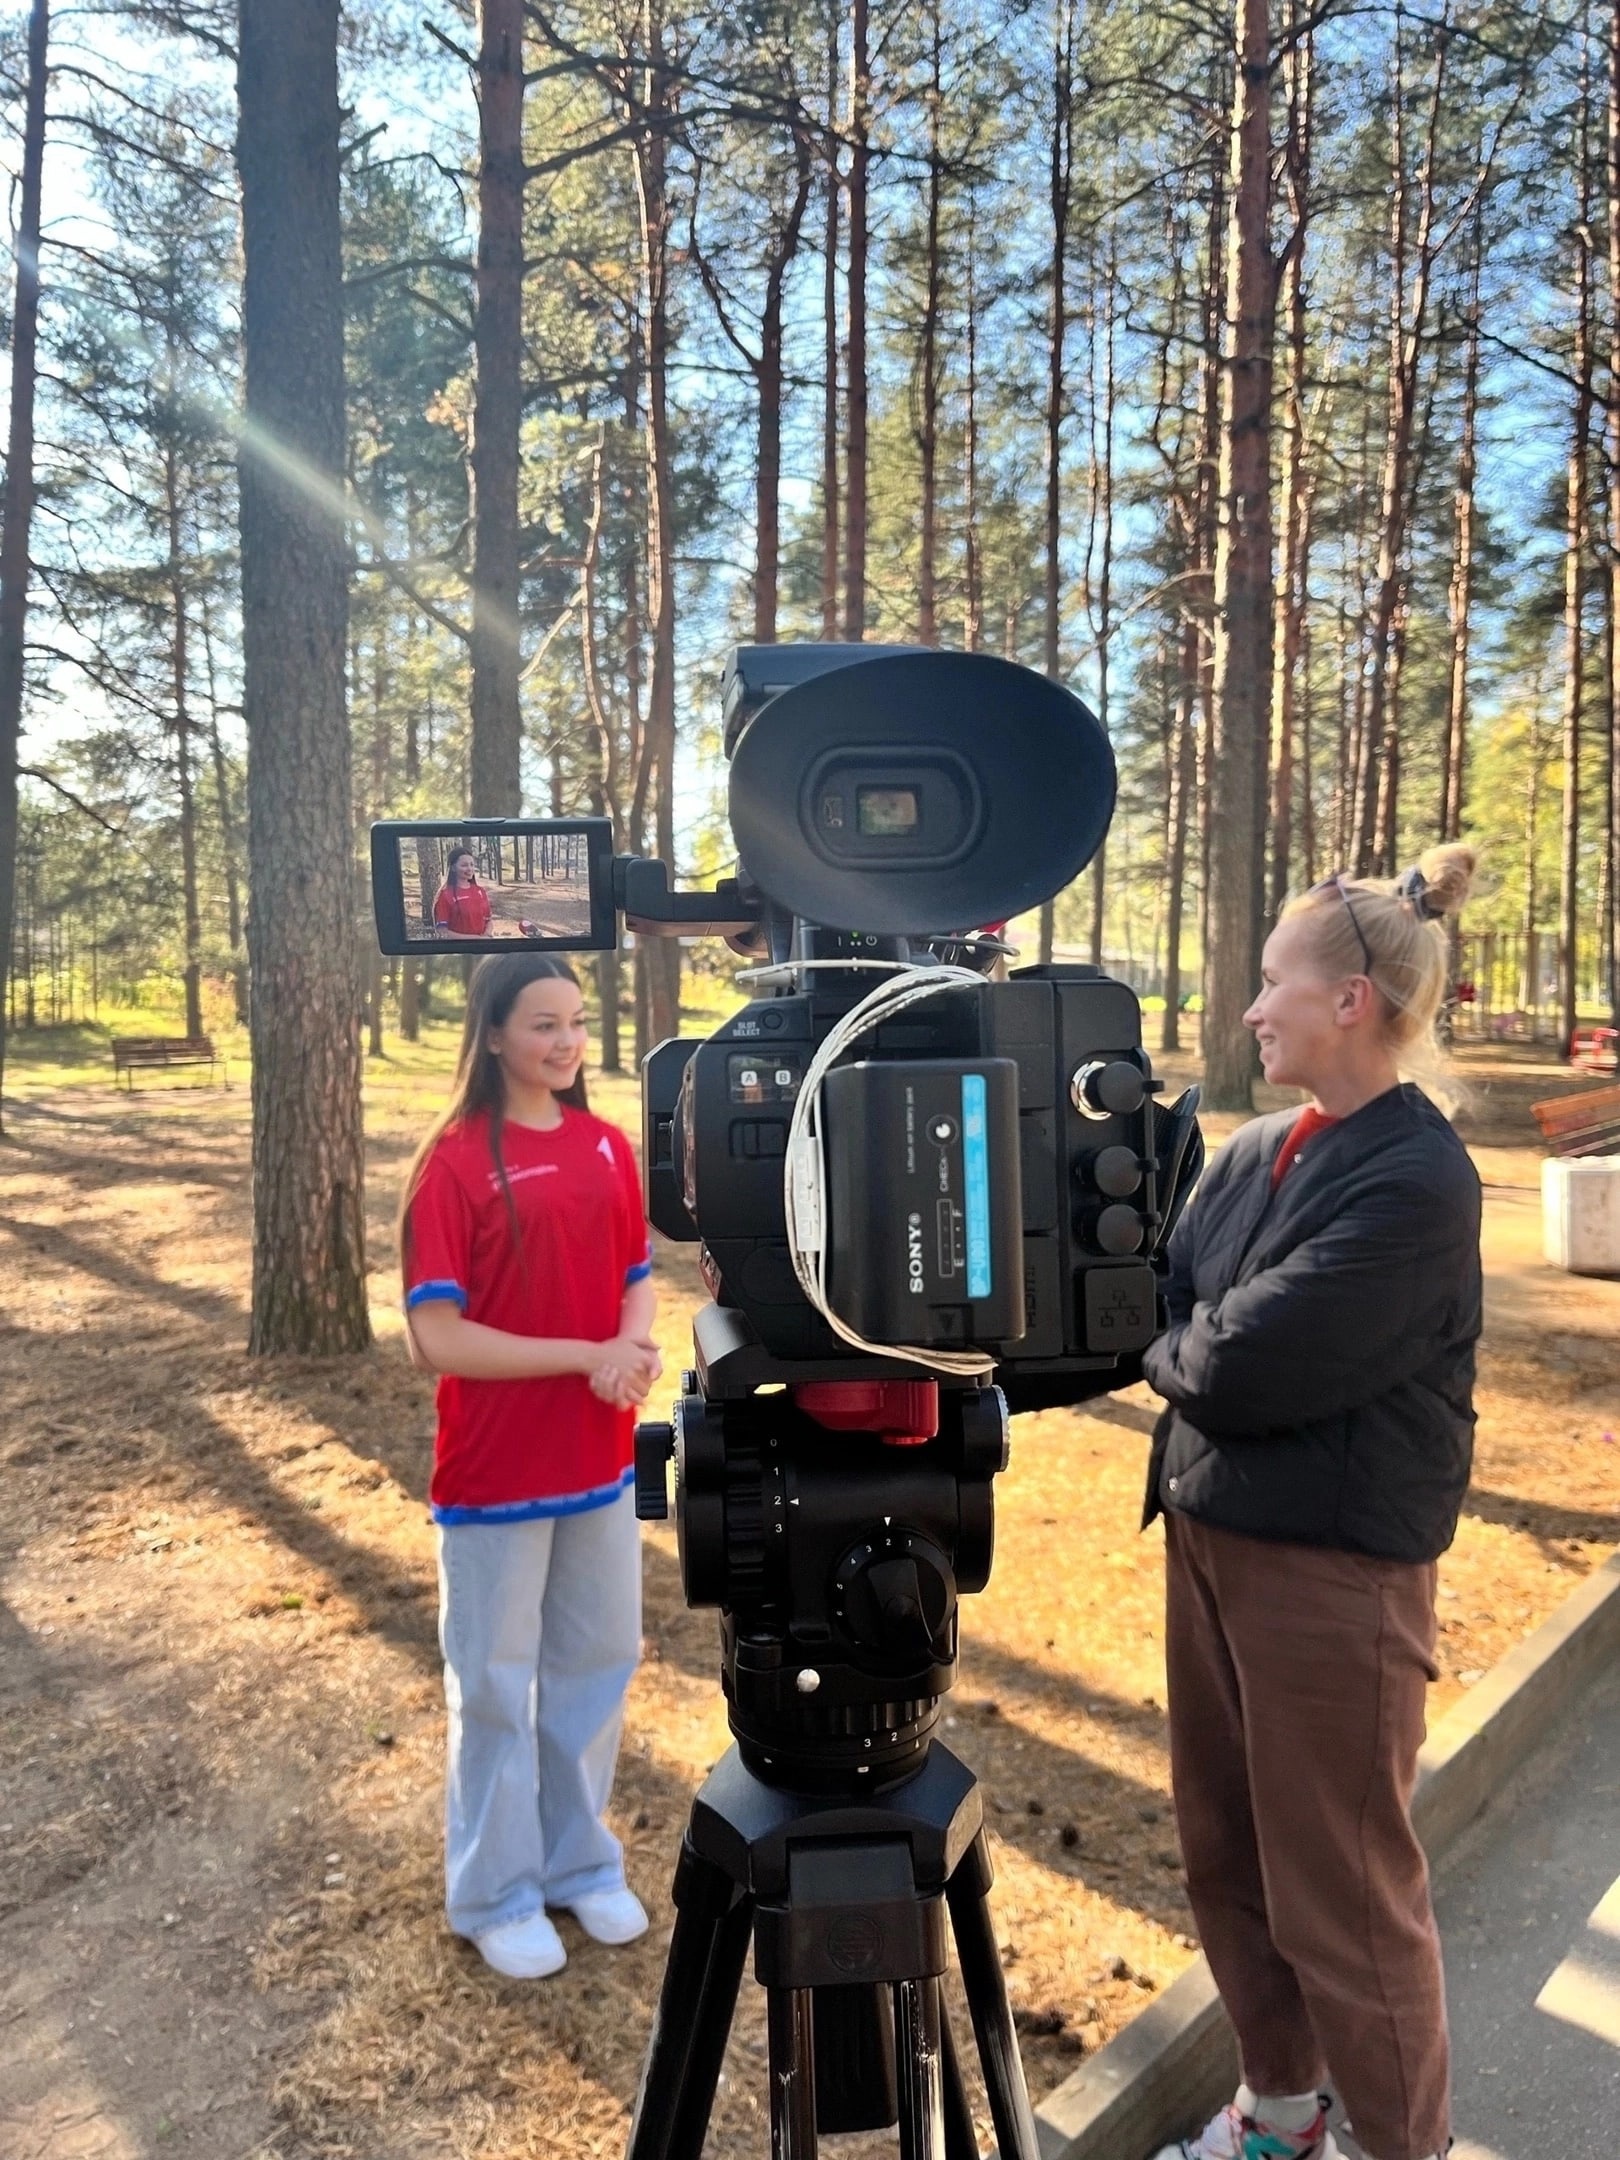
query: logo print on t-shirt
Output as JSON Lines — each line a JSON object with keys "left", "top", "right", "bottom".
{"left": 493, "top": 1162, "right": 560, "bottom": 1188}
{"left": 598, "top": 1136, "right": 616, "bottom": 1167}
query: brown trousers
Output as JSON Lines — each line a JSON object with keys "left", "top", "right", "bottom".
{"left": 1164, "top": 1512, "right": 1450, "bottom": 2160}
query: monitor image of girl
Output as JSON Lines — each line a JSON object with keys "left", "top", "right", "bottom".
{"left": 434, "top": 848, "right": 493, "bottom": 938}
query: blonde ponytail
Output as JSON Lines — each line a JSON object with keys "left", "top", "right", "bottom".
{"left": 1283, "top": 843, "right": 1477, "bottom": 1107}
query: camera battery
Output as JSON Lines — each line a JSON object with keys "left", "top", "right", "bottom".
{"left": 821, "top": 1058, "right": 1024, "bottom": 1347}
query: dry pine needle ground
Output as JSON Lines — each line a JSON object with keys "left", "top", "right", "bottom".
{"left": 0, "top": 1033, "right": 1615, "bottom": 2159}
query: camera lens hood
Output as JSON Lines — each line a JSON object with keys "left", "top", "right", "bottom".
{"left": 727, "top": 648, "right": 1116, "bottom": 934}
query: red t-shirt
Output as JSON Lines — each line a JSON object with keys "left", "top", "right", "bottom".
{"left": 433, "top": 881, "right": 492, "bottom": 936}
{"left": 1271, "top": 1104, "right": 1339, "bottom": 1189}
{"left": 404, "top": 1108, "right": 652, "bottom": 1521}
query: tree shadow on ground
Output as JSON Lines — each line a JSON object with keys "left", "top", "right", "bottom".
{"left": 1463, "top": 1483, "right": 1620, "bottom": 1556}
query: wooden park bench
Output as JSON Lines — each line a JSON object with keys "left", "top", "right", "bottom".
{"left": 111, "top": 1035, "right": 227, "bottom": 1091}
{"left": 1532, "top": 1081, "right": 1620, "bottom": 1157}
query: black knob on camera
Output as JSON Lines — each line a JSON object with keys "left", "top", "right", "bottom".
{"left": 633, "top": 1422, "right": 674, "bottom": 1520}
{"left": 1088, "top": 1143, "right": 1143, "bottom": 1197}
{"left": 1070, "top": 1058, "right": 1147, "bottom": 1120}
{"left": 1094, "top": 1203, "right": 1145, "bottom": 1255}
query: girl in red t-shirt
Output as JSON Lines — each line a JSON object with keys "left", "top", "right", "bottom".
{"left": 432, "top": 848, "right": 493, "bottom": 938}
{"left": 401, "top": 953, "right": 660, "bottom": 1980}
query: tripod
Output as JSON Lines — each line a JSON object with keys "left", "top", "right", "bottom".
{"left": 624, "top": 1743, "right": 1039, "bottom": 2160}
{"left": 628, "top": 1344, "right": 1042, "bottom": 2159}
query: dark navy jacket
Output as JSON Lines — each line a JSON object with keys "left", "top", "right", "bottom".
{"left": 1141, "top": 1083, "right": 1482, "bottom": 1563}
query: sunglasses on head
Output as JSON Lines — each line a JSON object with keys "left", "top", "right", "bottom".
{"left": 1308, "top": 874, "right": 1376, "bottom": 976}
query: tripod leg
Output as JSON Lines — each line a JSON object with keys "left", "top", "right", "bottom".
{"left": 939, "top": 2001, "right": 982, "bottom": 2160}
{"left": 626, "top": 1842, "right": 754, "bottom": 2160}
{"left": 767, "top": 1987, "right": 818, "bottom": 2159}
{"left": 945, "top": 1832, "right": 1041, "bottom": 2160}
{"left": 894, "top": 1976, "right": 946, "bottom": 2160}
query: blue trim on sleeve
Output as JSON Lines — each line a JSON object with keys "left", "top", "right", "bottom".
{"left": 432, "top": 1466, "right": 635, "bottom": 1526}
{"left": 406, "top": 1278, "right": 468, "bottom": 1311}
{"left": 624, "top": 1258, "right": 653, "bottom": 1284}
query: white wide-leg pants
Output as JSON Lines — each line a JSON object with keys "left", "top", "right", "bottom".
{"left": 436, "top": 1488, "right": 641, "bottom": 1939}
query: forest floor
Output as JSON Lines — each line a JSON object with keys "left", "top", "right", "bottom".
{"left": 1, "top": 1023, "right": 1617, "bottom": 2160}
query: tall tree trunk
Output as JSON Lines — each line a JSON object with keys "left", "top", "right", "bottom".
{"left": 1203, "top": 0, "right": 1275, "bottom": 1110}
{"left": 1088, "top": 244, "right": 1117, "bottom": 967}
{"left": 820, "top": 1, "right": 841, "bottom": 641}
{"left": 0, "top": 0, "right": 47, "bottom": 1135}
{"left": 1561, "top": 68, "right": 1594, "bottom": 1052}
{"left": 746, "top": 138, "right": 812, "bottom": 644}
{"left": 200, "top": 602, "right": 248, "bottom": 1023}
{"left": 963, "top": 194, "right": 983, "bottom": 652}
{"left": 1353, "top": 4, "right": 1448, "bottom": 874}
{"left": 634, "top": 0, "right": 680, "bottom": 1043}
{"left": 578, "top": 426, "right": 624, "bottom": 1074}
{"left": 1610, "top": 0, "right": 1620, "bottom": 1027}
{"left": 916, "top": 0, "right": 943, "bottom": 645}
{"left": 236, "top": 0, "right": 370, "bottom": 1354}
{"left": 1442, "top": 212, "right": 1482, "bottom": 844}
{"left": 1041, "top": 0, "right": 1074, "bottom": 967}
{"left": 1375, "top": 593, "right": 1407, "bottom": 872}
{"left": 843, "top": 0, "right": 870, "bottom": 639}
{"left": 468, "top": 0, "right": 525, "bottom": 815}
{"left": 1195, "top": 143, "right": 1225, "bottom": 1008}
{"left": 1268, "top": 5, "right": 1313, "bottom": 918}
{"left": 1161, "top": 622, "right": 1199, "bottom": 1054}
{"left": 165, "top": 446, "right": 204, "bottom": 1039}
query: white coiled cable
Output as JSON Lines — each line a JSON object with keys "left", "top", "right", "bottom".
{"left": 781, "top": 963, "right": 997, "bottom": 1377}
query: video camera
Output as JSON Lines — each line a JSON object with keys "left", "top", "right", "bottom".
{"left": 372, "top": 645, "right": 1203, "bottom": 2155}
{"left": 373, "top": 643, "right": 1201, "bottom": 1414}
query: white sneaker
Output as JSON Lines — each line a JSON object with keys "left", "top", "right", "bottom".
{"left": 1153, "top": 2095, "right": 1339, "bottom": 2160}
{"left": 473, "top": 1910, "right": 568, "bottom": 1979}
{"left": 561, "top": 1886, "right": 649, "bottom": 1945}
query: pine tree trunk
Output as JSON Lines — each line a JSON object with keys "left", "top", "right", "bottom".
{"left": 202, "top": 602, "right": 249, "bottom": 1023}
{"left": 1161, "top": 624, "right": 1199, "bottom": 1054}
{"left": 0, "top": 0, "right": 47, "bottom": 1134}
{"left": 917, "top": 0, "right": 943, "bottom": 646}
{"left": 1044, "top": 0, "right": 1073, "bottom": 703}
{"left": 1610, "top": 0, "right": 1620, "bottom": 1027}
{"left": 237, "top": 0, "right": 370, "bottom": 1355}
{"left": 1203, "top": 0, "right": 1275, "bottom": 1111}
{"left": 1442, "top": 218, "right": 1481, "bottom": 844}
{"left": 1088, "top": 246, "right": 1117, "bottom": 966}
{"left": 1040, "top": 2, "right": 1073, "bottom": 973}
{"left": 1195, "top": 146, "right": 1224, "bottom": 1008}
{"left": 1268, "top": 15, "right": 1312, "bottom": 920}
{"left": 167, "top": 452, "right": 204, "bottom": 1040}
{"left": 820, "top": 4, "right": 841, "bottom": 641}
{"left": 843, "top": 0, "right": 870, "bottom": 640}
{"left": 1374, "top": 596, "right": 1406, "bottom": 873}
{"left": 1353, "top": 9, "right": 1447, "bottom": 876}
{"left": 1561, "top": 46, "right": 1595, "bottom": 1049}
{"left": 752, "top": 138, "right": 811, "bottom": 645}
{"left": 468, "top": 0, "right": 525, "bottom": 815}
{"left": 634, "top": 0, "right": 680, "bottom": 1044}
{"left": 963, "top": 195, "right": 983, "bottom": 652}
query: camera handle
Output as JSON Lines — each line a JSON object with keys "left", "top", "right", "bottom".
{"left": 624, "top": 1743, "right": 1040, "bottom": 2160}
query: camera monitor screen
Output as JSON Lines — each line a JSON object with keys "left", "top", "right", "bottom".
{"left": 370, "top": 818, "right": 615, "bottom": 956}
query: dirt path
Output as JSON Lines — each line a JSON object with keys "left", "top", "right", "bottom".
{"left": 1, "top": 1045, "right": 1615, "bottom": 2158}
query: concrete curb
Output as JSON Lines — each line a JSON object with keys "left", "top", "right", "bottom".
{"left": 1020, "top": 1550, "right": 1620, "bottom": 2160}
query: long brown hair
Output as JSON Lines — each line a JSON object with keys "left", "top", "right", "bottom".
{"left": 399, "top": 953, "right": 590, "bottom": 1268}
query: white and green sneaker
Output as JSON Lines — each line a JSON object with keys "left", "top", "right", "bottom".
{"left": 1154, "top": 2094, "right": 1339, "bottom": 2160}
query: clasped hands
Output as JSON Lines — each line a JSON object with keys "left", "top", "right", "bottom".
{"left": 588, "top": 1334, "right": 663, "bottom": 1410}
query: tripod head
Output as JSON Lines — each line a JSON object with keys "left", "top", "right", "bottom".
{"left": 635, "top": 1332, "right": 1009, "bottom": 1793}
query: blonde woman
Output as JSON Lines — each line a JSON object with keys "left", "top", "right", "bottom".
{"left": 1145, "top": 846, "right": 1480, "bottom": 2160}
